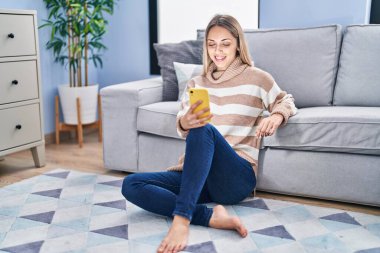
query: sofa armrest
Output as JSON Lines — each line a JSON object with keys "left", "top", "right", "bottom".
{"left": 100, "top": 77, "right": 163, "bottom": 171}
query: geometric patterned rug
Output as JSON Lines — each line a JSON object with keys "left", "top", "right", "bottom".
{"left": 0, "top": 169, "right": 379, "bottom": 253}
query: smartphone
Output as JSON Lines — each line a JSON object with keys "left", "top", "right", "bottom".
{"left": 189, "top": 88, "right": 211, "bottom": 122}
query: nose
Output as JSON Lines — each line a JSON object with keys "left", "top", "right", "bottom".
{"left": 215, "top": 44, "right": 223, "bottom": 52}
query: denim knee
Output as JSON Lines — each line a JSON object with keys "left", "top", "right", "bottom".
{"left": 121, "top": 174, "right": 137, "bottom": 201}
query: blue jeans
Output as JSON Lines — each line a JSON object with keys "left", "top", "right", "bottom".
{"left": 121, "top": 124, "right": 256, "bottom": 227}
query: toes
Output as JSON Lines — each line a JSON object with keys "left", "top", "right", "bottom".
{"left": 179, "top": 243, "right": 186, "bottom": 250}
{"left": 233, "top": 219, "right": 246, "bottom": 236}
{"left": 238, "top": 225, "right": 248, "bottom": 237}
{"left": 157, "top": 241, "right": 167, "bottom": 253}
{"left": 174, "top": 244, "right": 184, "bottom": 253}
{"left": 166, "top": 243, "right": 175, "bottom": 253}
{"left": 179, "top": 243, "right": 187, "bottom": 252}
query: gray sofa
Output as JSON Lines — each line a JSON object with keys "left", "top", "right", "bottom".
{"left": 100, "top": 25, "right": 380, "bottom": 207}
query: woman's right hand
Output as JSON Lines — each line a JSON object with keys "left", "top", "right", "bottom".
{"left": 179, "top": 100, "right": 213, "bottom": 130}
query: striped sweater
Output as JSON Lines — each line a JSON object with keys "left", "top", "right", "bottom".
{"left": 168, "top": 57, "right": 297, "bottom": 177}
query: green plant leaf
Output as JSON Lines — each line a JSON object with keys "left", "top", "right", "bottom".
{"left": 41, "top": 0, "right": 117, "bottom": 71}
{"left": 38, "top": 20, "right": 53, "bottom": 29}
{"left": 91, "top": 54, "right": 103, "bottom": 68}
{"left": 50, "top": 26, "right": 56, "bottom": 40}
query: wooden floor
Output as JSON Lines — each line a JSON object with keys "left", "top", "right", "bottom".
{"left": 1, "top": 132, "right": 379, "bottom": 215}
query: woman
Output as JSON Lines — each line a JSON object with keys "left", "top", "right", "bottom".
{"left": 122, "top": 14, "right": 297, "bottom": 253}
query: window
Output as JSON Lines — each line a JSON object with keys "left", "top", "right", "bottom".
{"left": 149, "top": 0, "right": 260, "bottom": 74}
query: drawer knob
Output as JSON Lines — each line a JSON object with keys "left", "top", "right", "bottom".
{"left": 12, "top": 80, "right": 19, "bottom": 85}
{"left": 15, "top": 124, "right": 22, "bottom": 130}
{"left": 8, "top": 33, "right": 15, "bottom": 39}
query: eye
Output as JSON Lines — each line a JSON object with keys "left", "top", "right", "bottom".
{"left": 208, "top": 43, "right": 216, "bottom": 47}
{"left": 222, "top": 43, "right": 231, "bottom": 47}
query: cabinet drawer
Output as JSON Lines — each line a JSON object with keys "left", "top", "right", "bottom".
{"left": 0, "top": 14, "right": 36, "bottom": 57}
{"left": 0, "top": 104, "right": 42, "bottom": 151}
{"left": 0, "top": 61, "right": 39, "bottom": 105}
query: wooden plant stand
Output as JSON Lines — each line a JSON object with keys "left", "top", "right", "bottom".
{"left": 55, "top": 94, "right": 102, "bottom": 148}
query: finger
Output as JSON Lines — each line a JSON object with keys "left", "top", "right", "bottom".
{"left": 184, "top": 113, "right": 200, "bottom": 128}
{"left": 194, "top": 109, "right": 210, "bottom": 119}
{"left": 260, "top": 120, "right": 270, "bottom": 136}
{"left": 203, "top": 113, "right": 213, "bottom": 122}
{"left": 197, "top": 122, "right": 208, "bottom": 128}
{"left": 198, "top": 113, "right": 213, "bottom": 123}
{"left": 268, "top": 125, "right": 277, "bottom": 135}
{"left": 195, "top": 107, "right": 210, "bottom": 118}
{"left": 196, "top": 121, "right": 208, "bottom": 127}
{"left": 192, "top": 100, "right": 203, "bottom": 109}
{"left": 256, "top": 118, "right": 269, "bottom": 134}
{"left": 197, "top": 118, "right": 212, "bottom": 128}
{"left": 189, "top": 100, "right": 203, "bottom": 112}
{"left": 195, "top": 114, "right": 211, "bottom": 124}
{"left": 255, "top": 122, "right": 263, "bottom": 137}
{"left": 270, "top": 121, "right": 281, "bottom": 134}
{"left": 265, "top": 121, "right": 274, "bottom": 135}
{"left": 187, "top": 113, "right": 198, "bottom": 121}
{"left": 189, "top": 120, "right": 200, "bottom": 127}
{"left": 192, "top": 117, "right": 208, "bottom": 127}
{"left": 256, "top": 129, "right": 262, "bottom": 137}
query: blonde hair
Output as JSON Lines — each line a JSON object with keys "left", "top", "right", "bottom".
{"left": 202, "top": 14, "right": 252, "bottom": 75}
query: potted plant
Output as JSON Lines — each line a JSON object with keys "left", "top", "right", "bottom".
{"left": 40, "top": 0, "right": 115, "bottom": 125}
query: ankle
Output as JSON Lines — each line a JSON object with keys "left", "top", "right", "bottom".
{"left": 173, "top": 215, "right": 190, "bottom": 226}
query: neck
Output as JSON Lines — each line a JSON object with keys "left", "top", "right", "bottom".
{"left": 206, "top": 57, "right": 247, "bottom": 83}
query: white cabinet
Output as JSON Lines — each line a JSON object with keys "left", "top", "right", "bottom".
{"left": 0, "top": 9, "right": 45, "bottom": 167}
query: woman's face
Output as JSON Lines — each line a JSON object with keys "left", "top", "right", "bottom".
{"left": 207, "top": 26, "right": 238, "bottom": 71}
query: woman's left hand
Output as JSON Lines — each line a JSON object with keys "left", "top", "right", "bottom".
{"left": 255, "top": 114, "right": 284, "bottom": 138}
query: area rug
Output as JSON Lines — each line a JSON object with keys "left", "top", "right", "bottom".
{"left": 0, "top": 169, "right": 379, "bottom": 253}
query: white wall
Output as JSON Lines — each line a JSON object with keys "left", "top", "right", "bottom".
{"left": 158, "top": 0, "right": 259, "bottom": 43}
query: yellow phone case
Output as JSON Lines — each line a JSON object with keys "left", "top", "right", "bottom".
{"left": 189, "top": 88, "right": 211, "bottom": 122}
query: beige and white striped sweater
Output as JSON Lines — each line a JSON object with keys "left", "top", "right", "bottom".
{"left": 168, "top": 57, "right": 297, "bottom": 177}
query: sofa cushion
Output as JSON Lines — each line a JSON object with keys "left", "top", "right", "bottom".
{"left": 198, "top": 25, "right": 342, "bottom": 108}
{"left": 173, "top": 62, "right": 203, "bottom": 100}
{"left": 137, "top": 102, "right": 181, "bottom": 139}
{"left": 262, "top": 106, "right": 380, "bottom": 155}
{"left": 334, "top": 25, "right": 380, "bottom": 107}
{"left": 154, "top": 40, "right": 203, "bottom": 101}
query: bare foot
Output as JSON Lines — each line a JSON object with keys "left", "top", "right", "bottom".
{"left": 209, "top": 205, "right": 248, "bottom": 237}
{"left": 157, "top": 215, "right": 190, "bottom": 253}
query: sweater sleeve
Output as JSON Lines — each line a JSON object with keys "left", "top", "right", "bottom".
{"left": 262, "top": 81, "right": 298, "bottom": 126}
{"left": 176, "top": 79, "right": 195, "bottom": 138}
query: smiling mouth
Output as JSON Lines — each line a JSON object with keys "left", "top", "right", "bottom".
{"left": 214, "top": 56, "right": 226, "bottom": 62}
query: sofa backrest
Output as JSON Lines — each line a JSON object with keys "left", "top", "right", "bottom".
{"left": 333, "top": 25, "right": 380, "bottom": 107}
{"left": 198, "top": 25, "right": 342, "bottom": 108}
